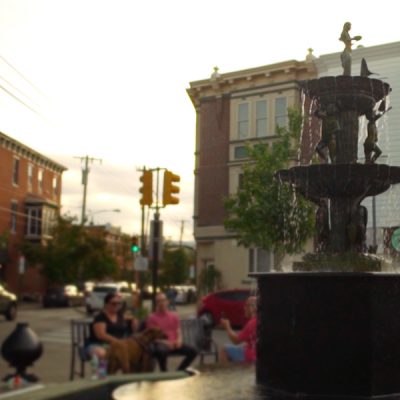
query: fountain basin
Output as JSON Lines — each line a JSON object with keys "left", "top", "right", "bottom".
{"left": 277, "top": 164, "right": 400, "bottom": 201}
{"left": 0, "top": 371, "right": 191, "bottom": 400}
{"left": 301, "top": 76, "right": 391, "bottom": 114}
{"left": 252, "top": 272, "right": 400, "bottom": 399}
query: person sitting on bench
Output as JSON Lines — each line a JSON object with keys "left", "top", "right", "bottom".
{"left": 146, "top": 292, "right": 198, "bottom": 371}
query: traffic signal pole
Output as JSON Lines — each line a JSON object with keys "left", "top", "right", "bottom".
{"left": 151, "top": 211, "right": 161, "bottom": 311}
{"left": 138, "top": 167, "right": 180, "bottom": 311}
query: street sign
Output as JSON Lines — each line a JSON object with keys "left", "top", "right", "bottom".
{"left": 391, "top": 228, "right": 400, "bottom": 251}
{"left": 135, "top": 256, "right": 149, "bottom": 271}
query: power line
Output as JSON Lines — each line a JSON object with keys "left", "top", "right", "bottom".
{"left": 0, "top": 74, "right": 41, "bottom": 109}
{"left": 0, "top": 54, "right": 49, "bottom": 119}
{"left": 0, "top": 82, "right": 43, "bottom": 117}
{"left": 0, "top": 55, "right": 48, "bottom": 99}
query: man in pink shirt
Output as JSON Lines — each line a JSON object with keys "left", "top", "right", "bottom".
{"left": 147, "top": 292, "right": 197, "bottom": 371}
{"left": 220, "top": 296, "right": 257, "bottom": 363}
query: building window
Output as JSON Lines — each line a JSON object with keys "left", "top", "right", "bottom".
{"left": 26, "top": 206, "right": 42, "bottom": 236}
{"left": 52, "top": 177, "right": 58, "bottom": 197}
{"left": 237, "top": 103, "right": 249, "bottom": 139}
{"left": 234, "top": 146, "right": 249, "bottom": 159}
{"left": 12, "top": 158, "right": 20, "bottom": 186}
{"left": 27, "top": 164, "right": 33, "bottom": 190}
{"left": 275, "top": 97, "right": 287, "bottom": 130}
{"left": 10, "top": 201, "right": 18, "bottom": 233}
{"left": 256, "top": 100, "right": 268, "bottom": 137}
{"left": 249, "top": 248, "right": 274, "bottom": 272}
{"left": 38, "top": 169, "right": 43, "bottom": 193}
{"left": 42, "top": 207, "right": 56, "bottom": 236}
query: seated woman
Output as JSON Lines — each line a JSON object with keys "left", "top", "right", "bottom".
{"left": 85, "top": 292, "right": 138, "bottom": 374}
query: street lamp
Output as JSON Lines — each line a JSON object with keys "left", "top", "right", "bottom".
{"left": 87, "top": 209, "right": 121, "bottom": 225}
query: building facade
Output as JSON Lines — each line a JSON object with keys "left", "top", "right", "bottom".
{"left": 188, "top": 41, "right": 400, "bottom": 291}
{"left": 187, "top": 60, "right": 318, "bottom": 290}
{"left": 0, "top": 131, "right": 66, "bottom": 295}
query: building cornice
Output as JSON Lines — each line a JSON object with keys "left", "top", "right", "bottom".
{"left": 187, "top": 60, "right": 317, "bottom": 107}
{"left": 0, "top": 131, "right": 67, "bottom": 174}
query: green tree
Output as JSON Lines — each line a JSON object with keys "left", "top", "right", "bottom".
{"left": 159, "top": 244, "right": 190, "bottom": 286}
{"left": 224, "top": 107, "right": 315, "bottom": 268}
{"left": 21, "top": 216, "right": 117, "bottom": 284}
{"left": 198, "top": 264, "right": 221, "bottom": 294}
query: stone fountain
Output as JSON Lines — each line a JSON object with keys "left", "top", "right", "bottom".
{"left": 252, "top": 25, "right": 400, "bottom": 399}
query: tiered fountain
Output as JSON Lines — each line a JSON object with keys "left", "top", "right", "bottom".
{"left": 253, "top": 23, "right": 400, "bottom": 399}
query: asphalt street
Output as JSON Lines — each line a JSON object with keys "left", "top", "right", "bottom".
{"left": 0, "top": 302, "right": 227, "bottom": 384}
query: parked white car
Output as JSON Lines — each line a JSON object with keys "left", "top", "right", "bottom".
{"left": 85, "top": 282, "right": 134, "bottom": 314}
{"left": 174, "top": 285, "right": 197, "bottom": 304}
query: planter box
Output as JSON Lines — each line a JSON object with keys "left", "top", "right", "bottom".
{"left": 252, "top": 272, "right": 400, "bottom": 399}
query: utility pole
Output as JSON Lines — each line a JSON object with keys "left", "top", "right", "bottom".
{"left": 74, "top": 155, "right": 102, "bottom": 225}
{"left": 138, "top": 166, "right": 180, "bottom": 311}
{"left": 150, "top": 168, "right": 161, "bottom": 311}
{"left": 179, "top": 220, "right": 184, "bottom": 247}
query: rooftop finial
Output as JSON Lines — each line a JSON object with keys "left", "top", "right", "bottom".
{"left": 306, "top": 48, "right": 316, "bottom": 63}
{"left": 211, "top": 66, "right": 221, "bottom": 80}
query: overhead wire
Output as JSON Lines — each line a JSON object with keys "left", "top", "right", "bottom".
{"left": 0, "top": 54, "right": 48, "bottom": 119}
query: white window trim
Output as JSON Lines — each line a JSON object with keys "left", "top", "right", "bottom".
{"left": 231, "top": 95, "right": 288, "bottom": 141}
{"left": 38, "top": 169, "right": 43, "bottom": 193}
{"left": 248, "top": 248, "right": 274, "bottom": 273}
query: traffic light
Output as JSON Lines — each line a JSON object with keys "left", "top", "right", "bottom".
{"left": 131, "top": 236, "right": 140, "bottom": 253}
{"left": 163, "top": 170, "right": 180, "bottom": 206}
{"left": 139, "top": 170, "right": 153, "bottom": 206}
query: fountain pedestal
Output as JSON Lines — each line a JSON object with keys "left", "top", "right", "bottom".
{"left": 254, "top": 272, "right": 400, "bottom": 399}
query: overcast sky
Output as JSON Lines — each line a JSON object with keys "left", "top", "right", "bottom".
{"left": 0, "top": 0, "right": 399, "bottom": 241}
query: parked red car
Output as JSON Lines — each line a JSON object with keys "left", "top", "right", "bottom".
{"left": 197, "top": 288, "right": 252, "bottom": 328}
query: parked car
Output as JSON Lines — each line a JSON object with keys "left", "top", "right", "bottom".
{"left": 85, "top": 282, "right": 134, "bottom": 315}
{"left": 197, "top": 288, "right": 252, "bottom": 328}
{"left": 0, "top": 283, "right": 17, "bottom": 320}
{"left": 42, "top": 285, "right": 83, "bottom": 308}
{"left": 174, "top": 285, "right": 197, "bottom": 304}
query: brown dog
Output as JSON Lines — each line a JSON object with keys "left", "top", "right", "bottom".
{"left": 107, "top": 327, "right": 167, "bottom": 374}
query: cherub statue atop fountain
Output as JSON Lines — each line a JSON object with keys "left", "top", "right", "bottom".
{"left": 314, "top": 103, "right": 340, "bottom": 163}
{"left": 339, "top": 22, "right": 362, "bottom": 76}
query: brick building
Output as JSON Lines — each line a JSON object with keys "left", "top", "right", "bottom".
{"left": 187, "top": 59, "right": 318, "bottom": 290}
{"left": 0, "top": 131, "right": 66, "bottom": 295}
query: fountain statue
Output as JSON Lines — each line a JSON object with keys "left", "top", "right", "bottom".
{"left": 252, "top": 24, "right": 400, "bottom": 399}
{"left": 339, "top": 21, "right": 362, "bottom": 76}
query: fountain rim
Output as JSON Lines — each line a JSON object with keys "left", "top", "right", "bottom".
{"left": 299, "top": 75, "right": 391, "bottom": 98}
{"left": 249, "top": 271, "right": 400, "bottom": 278}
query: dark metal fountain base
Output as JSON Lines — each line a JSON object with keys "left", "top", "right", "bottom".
{"left": 253, "top": 272, "right": 400, "bottom": 399}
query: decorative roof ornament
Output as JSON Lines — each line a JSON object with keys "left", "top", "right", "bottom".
{"left": 210, "top": 66, "right": 222, "bottom": 91}
{"left": 210, "top": 66, "right": 221, "bottom": 80}
{"left": 305, "top": 48, "right": 317, "bottom": 63}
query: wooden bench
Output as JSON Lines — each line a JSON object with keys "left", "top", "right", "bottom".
{"left": 69, "top": 317, "right": 218, "bottom": 380}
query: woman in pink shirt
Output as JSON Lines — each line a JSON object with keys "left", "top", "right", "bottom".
{"left": 220, "top": 296, "right": 257, "bottom": 363}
